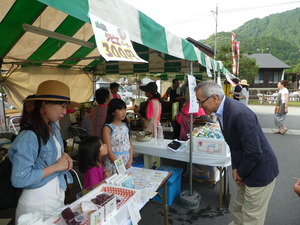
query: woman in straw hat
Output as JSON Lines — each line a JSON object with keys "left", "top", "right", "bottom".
{"left": 9, "top": 80, "right": 79, "bottom": 222}
{"left": 237, "top": 79, "right": 249, "bottom": 105}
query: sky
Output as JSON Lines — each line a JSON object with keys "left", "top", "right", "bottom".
{"left": 124, "top": 0, "right": 300, "bottom": 40}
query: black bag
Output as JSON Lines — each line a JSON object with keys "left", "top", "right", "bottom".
{"left": 0, "top": 126, "right": 41, "bottom": 210}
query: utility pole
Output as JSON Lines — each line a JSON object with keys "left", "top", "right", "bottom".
{"left": 212, "top": 4, "right": 218, "bottom": 82}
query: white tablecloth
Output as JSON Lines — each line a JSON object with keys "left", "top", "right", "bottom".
{"left": 132, "top": 138, "right": 231, "bottom": 168}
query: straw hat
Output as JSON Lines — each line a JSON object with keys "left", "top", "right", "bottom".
{"left": 240, "top": 79, "right": 249, "bottom": 86}
{"left": 24, "top": 80, "right": 79, "bottom": 108}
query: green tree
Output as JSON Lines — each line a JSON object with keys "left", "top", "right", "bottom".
{"left": 217, "top": 43, "right": 259, "bottom": 84}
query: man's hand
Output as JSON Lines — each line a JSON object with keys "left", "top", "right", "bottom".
{"left": 232, "top": 169, "right": 244, "bottom": 185}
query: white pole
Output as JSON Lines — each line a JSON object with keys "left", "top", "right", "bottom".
{"left": 212, "top": 4, "right": 218, "bottom": 82}
{"left": 189, "top": 61, "right": 193, "bottom": 196}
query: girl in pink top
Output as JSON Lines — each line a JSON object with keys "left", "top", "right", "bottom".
{"left": 176, "top": 101, "right": 206, "bottom": 141}
{"left": 78, "top": 136, "right": 110, "bottom": 190}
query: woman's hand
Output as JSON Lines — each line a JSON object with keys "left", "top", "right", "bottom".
{"left": 133, "top": 105, "right": 140, "bottom": 113}
{"left": 56, "top": 153, "right": 72, "bottom": 172}
{"left": 284, "top": 107, "right": 288, "bottom": 114}
{"left": 274, "top": 106, "right": 279, "bottom": 114}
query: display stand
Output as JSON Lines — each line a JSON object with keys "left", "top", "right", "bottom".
{"left": 45, "top": 167, "right": 171, "bottom": 225}
{"left": 132, "top": 137, "right": 231, "bottom": 209}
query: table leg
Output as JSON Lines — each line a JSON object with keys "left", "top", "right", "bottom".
{"left": 223, "top": 168, "right": 227, "bottom": 198}
{"left": 217, "top": 167, "right": 223, "bottom": 210}
{"left": 163, "top": 181, "right": 168, "bottom": 225}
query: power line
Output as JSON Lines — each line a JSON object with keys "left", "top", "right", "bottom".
{"left": 220, "top": 1, "right": 300, "bottom": 13}
{"left": 166, "top": 1, "right": 299, "bottom": 26}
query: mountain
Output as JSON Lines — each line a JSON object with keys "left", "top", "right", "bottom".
{"left": 203, "top": 8, "right": 300, "bottom": 69}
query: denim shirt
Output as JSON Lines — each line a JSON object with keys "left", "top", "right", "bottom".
{"left": 8, "top": 122, "right": 72, "bottom": 190}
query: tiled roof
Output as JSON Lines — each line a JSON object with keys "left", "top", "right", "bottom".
{"left": 249, "top": 53, "right": 290, "bottom": 69}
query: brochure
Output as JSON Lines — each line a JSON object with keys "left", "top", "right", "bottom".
{"left": 114, "top": 158, "right": 127, "bottom": 174}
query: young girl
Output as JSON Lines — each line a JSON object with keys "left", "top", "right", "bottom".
{"left": 102, "top": 98, "right": 133, "bottom": 175}
{"left": 78, "top": 136, "right": 110, "bottom": 190}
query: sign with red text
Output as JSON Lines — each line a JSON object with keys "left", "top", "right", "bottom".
{"left": 90, "top": 13, "right": 147, "bottom": 63}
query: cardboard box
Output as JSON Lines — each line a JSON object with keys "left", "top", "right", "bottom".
{"left": 152, "top": 166, "right": 183, "bottom": 206}
{"left": 188, "top": 137, "right": 230, "bottom": 156}
{"left": 187, "top": 165, "right": 221, "bottom": 182}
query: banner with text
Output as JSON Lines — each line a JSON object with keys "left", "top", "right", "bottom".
{"left": 90, "top": 13, "right": 147, "bottom": 63}
{"left": 188, "top": 75, "right": 198, "bottom": 114}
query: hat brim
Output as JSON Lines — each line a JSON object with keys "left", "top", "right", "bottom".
{"left": 140, "top": 86, "right": 149, "bottom": 92}
{"left": 23, "top": 97, "right": 80, "bottom": 108}
{"left": 241, "top": 83, "right": 249, "bottom": 86}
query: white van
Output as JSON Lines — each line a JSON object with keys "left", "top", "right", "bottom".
{"left": 95, "top": 82, "right": 133, "bottom": 105}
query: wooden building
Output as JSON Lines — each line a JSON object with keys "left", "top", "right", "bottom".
{"left": 249, "top": 53, "right": 290, "bottom": 88}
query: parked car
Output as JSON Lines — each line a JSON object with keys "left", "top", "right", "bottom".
{"left": 95, "top": 82, "right": 133, "bottom": 105}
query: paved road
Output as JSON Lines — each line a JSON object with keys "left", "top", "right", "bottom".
{"left": 140, "top": 104, "right": 300, "bottom": 225}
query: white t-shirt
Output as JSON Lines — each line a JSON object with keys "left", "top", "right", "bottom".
{"left": 279, "top": 88, "right": 289, "bottom": 103}
{"left": 239, "top": 87, "right": 249, "bottom": 105}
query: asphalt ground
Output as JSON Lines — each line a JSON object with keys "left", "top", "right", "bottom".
{"left": 0, "top": 104, "right": 299, "bottom": 225}
{"left": 139, "top": 105, "right": 300, "bottom": 225}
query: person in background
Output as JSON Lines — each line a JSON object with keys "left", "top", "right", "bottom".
{"left": 109, "top": 82, "right": 121, "bottom": 99}
{"left": 230, "top": 78, "right": 242, "bottom": 101}
{"left": 273, "top": 80, "right": 289, "bottom": 135}
{"left": 162, "top": 78, "right": 184, "bottom": 103}
{"left": 175, "top": 101, "right": 206, "bottom": 141}
{"left": 195, "top": 81, "right": 279, "bottom": 225}
{"left": 22, "top": 94, "right": 36, "bottom": 115}
{"left": 90, "top": 88, "right": 111, "bottom": 139}
{"left": 102, "top": 99, "right": 133, "bottom": 175}
{"left": 181, "top": 79, "right": 189, "bottom": 102}
{"left": 9, "top": 80, "right": 78, "bottom": 221}
{"left": 134, "top": 82, "right": 162, "bottom": 137}
{"left": 59, "top": 108, "right": 76, "bottom": 148}
{"left": 237, "top": 79, "right": 249, "bottom": 105}
{"left": 78, "top": 136, "right": 110, "bottom": 190}
{"left": 80, "top": 107, "right": 92, "bottom": 135}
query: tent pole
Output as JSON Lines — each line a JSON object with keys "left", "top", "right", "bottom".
{"left": 189, "top": 61, "right": 193, "bottom": 196}
{"left": 0, "top": 82, "right": 8, "bottom": 131}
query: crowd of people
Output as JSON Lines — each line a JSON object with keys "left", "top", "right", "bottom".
{"left": 6, "top": 77, "right": 299, "bottom": 224}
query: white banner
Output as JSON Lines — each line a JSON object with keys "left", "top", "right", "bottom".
{"left": 225, "top": 72, "right": 236, "bottom": 87}
{"left": 187, "top": 75, "right": 198, "bottom": 113}
{"left": 89, "top": 13, "right": 147, "bottom": 63}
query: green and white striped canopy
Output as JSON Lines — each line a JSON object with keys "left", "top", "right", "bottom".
{"left": 1, "top": 0, "right": 232, "bottom": 77}
{"left": 39, "top": 0, "right": 231, "bottom": 74}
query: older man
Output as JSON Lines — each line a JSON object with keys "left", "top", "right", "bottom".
{"left": 195, "top": 81, "right": 279, "bottom": 225}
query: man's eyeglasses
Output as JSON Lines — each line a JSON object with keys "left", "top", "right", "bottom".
{"left": 197, "top": 95, "right": 212, "bottom": 105}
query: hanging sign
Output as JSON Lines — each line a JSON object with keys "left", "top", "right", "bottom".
{"left": 89, "top": 13, "right": 147, "bottom": 63}
{"left": 187, "top": 75, "right": 198, "bottom": 113}
{"left": 225, "top": 72, "right": 236, "bottom": 87}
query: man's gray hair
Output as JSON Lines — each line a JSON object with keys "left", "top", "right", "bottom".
{"left": 194, "top": 81, "right": 225, "bottom": 99}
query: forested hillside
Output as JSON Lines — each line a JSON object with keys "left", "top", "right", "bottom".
{"left": 203, "top": 8, "right": 300, "bottom": 70}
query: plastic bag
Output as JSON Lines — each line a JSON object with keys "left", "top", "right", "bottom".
{"left": 18, "top": 211, "right": 47, "bottom": 225}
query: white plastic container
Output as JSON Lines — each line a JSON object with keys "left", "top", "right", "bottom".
{"left": 156, "top": 123, "right": 164, "bottom": 145}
